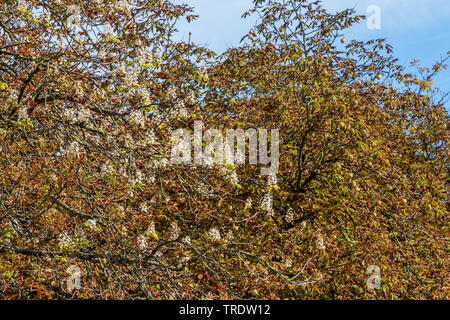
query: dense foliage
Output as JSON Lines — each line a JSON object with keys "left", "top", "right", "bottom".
{"left": 0, "top": 0, "right": 448, "bottom": 299}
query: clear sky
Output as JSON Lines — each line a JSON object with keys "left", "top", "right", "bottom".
{"left": 175, "top": 0, "right": 450, "bottom": 103}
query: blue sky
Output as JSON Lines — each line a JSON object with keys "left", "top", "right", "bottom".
{"left": 175, "top": 0, "right": 450, "bottom": 102}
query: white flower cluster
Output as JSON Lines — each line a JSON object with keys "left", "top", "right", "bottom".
{"left": 9, "top": 89, "right": 19, "bottom": 102}
{"left": 284, "top": 258, "right": 292, "bottom": 269}
{"left": 229, "top": 169, "right": 239, "bottom": 185}
{"left": 136, "top": 47, "right": 153, "bottom": 65}
{"left": 199, "top": 64, "right": 208, "bottom": 78}
{"left": 245, "top": 198, "right": 253, "bottom": 208}
{"left": 40, "top": 10, "right": 51, "bottom": 23}
{"left": 63, "top": 108, "right": 76, "bottom": 121}
{"left": 221, "top": 142, "right": 239, "bottom": 182}
{"left": 226, "top": 230, "right": 234, "bottom": 242}
{"left": 101, "top": 162, "right": 115, "bottom": 176}
{"left": 58, "top": 232, "right": 74, "bottom": 248}
{"left": 150, "top": 108, "right": 166, "bottom": 124}
{"left": 98, "top": 49, "right": 106, "bottom": 60}
{"left": 169, "top": 221, "right": 179, "bottom": 241}
{"left": 67, "top": 141, "right": 82, "bottom": 157}
{"left": 316, "top": 233, "right": 326, "bottom": 251}
{"left": 156, "top": 156, "right": 169, "bottom": 168}
{"left": 174, "top": 99, "right": 187, "bottom": 119}
{"left": 145, "top": 129, "right": 156, "bottom": 144}
{"left": 148, "top": 172, "right": 156, "bottom": 184}
{"left": 63, "top": 108, "right": 91, "bottom": 123}
{"left": 88, "top": 134, "right": 101, "bottom": 146}
{"left": 139, "top": 202, "right": 148, "bottom": 213}
{"left": 122, "top": 133, "right": 134, "bottom": 149}
{"left": 128, "top": 110, "right": 146, "bottom": 128}
{"left": 219, "top": 166, "right": 239, "bottom": 186}
{"left": 260, "top": 192, "right": 273, "bottom": 213}
{"left": 147, "top": 221, "right": 156, "bottom": 235}
{"left": 137, "top": 234, "right": 147, "bottom": 250}
{"left": 261, "top": 174, "right": 277, "bottom": 215}
{"left": 223, "top": 142, "right": 234, "bottom": 164}
{"left": 103, "top": 23, "right": 115, "bottom": 39}
{"left": 74, "top": 81, "right": 84, "bottom": 97}
{"left": 124, "top": 68, "right": 138, "bottom": 87}
{"left": 116, "top": 0, "right": 131, "bottom": 15}
{"left": 182, "top": 236, "right": 191, "bottom": 245}
{"left": 208, "top": 228, "right": 221, "bottom": 242}
{"left": 130, "top": 170, "right": 144, "bottom": 186}
{"left": 186, "top": 91, "right": 195, "bottom": 105}
{"left": 112, "top": 61, "right": 140, "bottom": 89}
{"left": 86, "top": 219, "right": 97, "bottom": 230}
{"left": 113, "top": 61, "right": 127, "bottom": 78}
{"left": 197, "top": 181, "right": 213, "bottom": 197}
{"left": 77, "top": 108, "right": 91, "bottom": 123}
{"left": 17, "top": 0, "right": 27, "bottom": 11}
{"left": 17, "top": 106, "right": 30, "bottom": 121}
{"left": 267, "top": 173, "right": 278, "bottom": 187}
{"left": 140, "top": 90, "right": 152, "bottom": 106}
{"left": 166, "top": 86, "right": 177, "bottom": 102}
